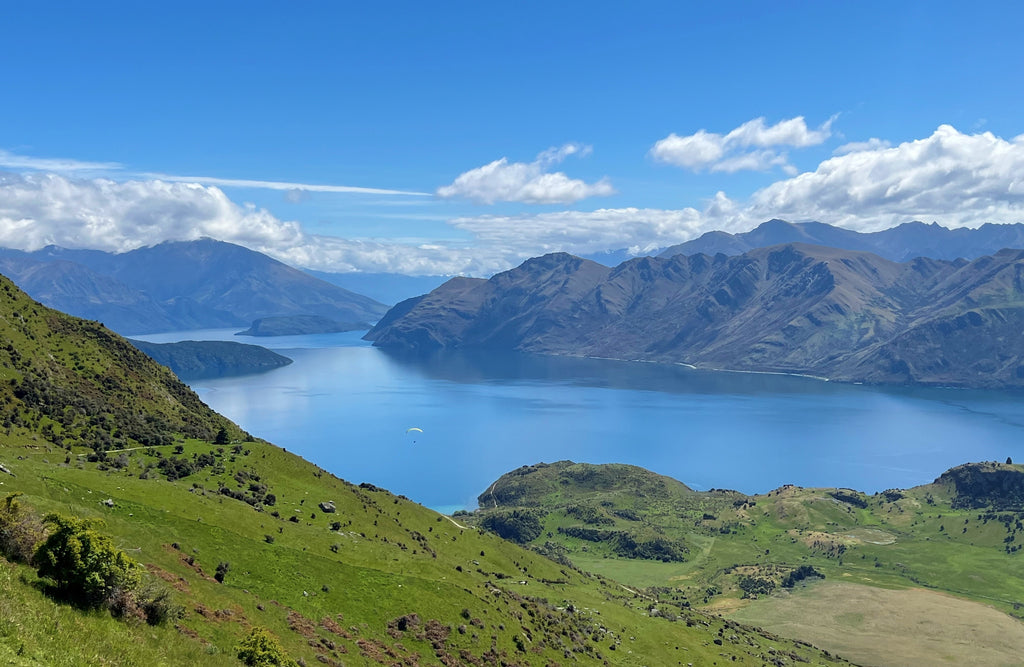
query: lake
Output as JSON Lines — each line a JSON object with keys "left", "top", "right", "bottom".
{"left": 134, "top": 329, "right": 1024, "bottom": 512}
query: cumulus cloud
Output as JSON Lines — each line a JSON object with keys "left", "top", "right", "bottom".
{"left": 833, "top": 138, "right": 891, "bottom": 155}
{"left": 0, "top": 172, "right": 306, "bottom": 253}
{"left": 0, "top": 171, "right": 518, "bottom": 275}
{"left": 449, "top": 207, "right": 704, "bottom": 256}
{"left": 2, "top": 125, "right": 1024, "bottom": 277}
{"left": 449, "top": 125, "right": 1024, "bottom": 265}
{"left": 650, "top": 116, "right": 833, "bottom": 173}
{"left": 738, "top": 124, "right": 1024, "bottom": 231}
{"left": 436, "top": 143, "right": 615, "bottom": 204}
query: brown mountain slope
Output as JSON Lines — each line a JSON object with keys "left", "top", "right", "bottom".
{"left": 365, "top": 244, "right": 1024, "bottom": 387}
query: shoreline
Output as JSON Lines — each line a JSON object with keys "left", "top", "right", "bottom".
{"left": 571, "top": 352, "right": 831, "bottom": 383}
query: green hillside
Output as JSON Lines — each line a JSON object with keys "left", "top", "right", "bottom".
{"left": 0, "top": 272, "right": 846, "bottom": 665}
{"left": 468, "top": 460, "right": 1024, "bottom": 665}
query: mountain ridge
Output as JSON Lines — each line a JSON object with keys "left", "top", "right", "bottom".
{"left": 0, "top": 239, "right": 388, "bottom": 334}
{"left": 659, "top": 219, "right": 1024, "bottom": 261}
{"left": 366, "top": 244, "right": 1024, "bottom": 388}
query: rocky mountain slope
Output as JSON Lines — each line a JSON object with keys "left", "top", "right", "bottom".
{"left": 659, "top": 219, "right": 1024, "bottom": 262}
{"left": 366, "top": 244, "right": 1024, "bottom": 387}
{"left": 0, "top": 239, "right": 387, "bottom": 334}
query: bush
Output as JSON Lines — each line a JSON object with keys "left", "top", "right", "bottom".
{"left": 215, "top": 561, "right": 230, "bottom": 583}
{"left": 480, "top": 510, "right": 542, "bottom": 544}
{"left": 237, "top": 627, "right": 297, "bottom": 666}
{"left": 0, "top": 492, "right": 45, "bottom": 564}
{"left": 35, "top": 513, "right": 141, "bottom": 608}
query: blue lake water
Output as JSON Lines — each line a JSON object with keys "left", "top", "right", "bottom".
{"left": 134, "top": 329, "right": 1024, "bottom": 511}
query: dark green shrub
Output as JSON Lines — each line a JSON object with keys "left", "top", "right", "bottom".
{"left": 35, "top": 513, "right": 141, "bottom": 608}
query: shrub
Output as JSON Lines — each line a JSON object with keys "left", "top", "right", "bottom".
{"left": 480, "top": 510, "right": 542, "bottom": 544}
{"left": 215, "top": 561, "right": 230, "bottom": 583}
{"left": 0, "top": 492, "right": 45, "bottom": 564}
{"left": 237, "top": 627, "right": 297, "bottom": 666}
{"left": 35, "top": 513, "right": 142, "bottom": 608}
{"left": 136, "top": 583, "right": 184, "bottom": 625}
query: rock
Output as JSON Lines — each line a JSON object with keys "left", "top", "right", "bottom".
{"left": 102, "top": 498, "right": 115, "bottom": 507}
{"left": 319, "top": 501, "right": 336, "bottom": 513}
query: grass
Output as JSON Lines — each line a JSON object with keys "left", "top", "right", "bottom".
{"left": 731, "top": 581, "right": 1024, "bottom": 666}
{"left": 2, "top": 435, "right": 852, "bottom": 665}
{"left": 466, "top": 458, "right": 1024, "bottom": 665}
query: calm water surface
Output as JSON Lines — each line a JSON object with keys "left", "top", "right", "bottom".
{"left": 135, "top": 329, "right": 1024, "bottom": 511}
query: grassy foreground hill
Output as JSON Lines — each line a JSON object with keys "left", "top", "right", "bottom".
{"left": 468, "top": 460, "right": 1024, "bottom": 666}
{"left": 0, "top": 272, "right": 847, "bottom": 665}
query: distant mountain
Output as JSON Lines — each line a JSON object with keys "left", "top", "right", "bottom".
{"left": 658, "top": 219, "right": 1024, "bottom": 261}
{"left": 365, "top": 245, "right": 1024, "bottom": 388}
{"left": 578, "top": 248, "right": 649, "bottom": 266}
{"left": 129, "top": 339, "right": 293, "bottom": 379}
{"left": 305, "top": 270, "right": 450, "bottom": 306}
{"left": 0, "top": 239, "right": 388, "bottom": 334}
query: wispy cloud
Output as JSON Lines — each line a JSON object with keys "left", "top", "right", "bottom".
{"left": 143, "top": 172, "right": 431, "bottom": 196}
{"left": 0, "top": 149, "right": 122, "bottom": 172}
{"left": 650, "top": 116, "right": 834, "bottom": 174}
{"left": 437, "top": 143, "right": 615, "bottom": 204}
{"left": 0, "top": 147, "right": 430, "bottom": 197}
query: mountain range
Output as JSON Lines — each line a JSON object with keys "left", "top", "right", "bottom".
{"left": 659, "top": 219, "right": 1024, "bottom": 261}
{"left": 366, "top": 244, "right": 1024, "bottom": 388}
{"left": 0, "top": 239, "right": 388, "bottom": 334}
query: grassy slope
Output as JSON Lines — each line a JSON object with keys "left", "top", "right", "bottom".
{"left": 468, "top": 460, "right": 1024, "bottom": 665}
{"left": 0, "top": 273, "right": 846, "bottom": 665}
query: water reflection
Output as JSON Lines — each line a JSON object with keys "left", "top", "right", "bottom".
{"left": 376, "top": 347, "right": 843, "bottom": 396}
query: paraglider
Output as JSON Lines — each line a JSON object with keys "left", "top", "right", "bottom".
{"left": 406, "top": 426, "right": 423, "bottom": 443}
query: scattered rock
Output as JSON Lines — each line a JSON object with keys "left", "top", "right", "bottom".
{"left": 319, "top": 501, "right": 336, "bottom": 513}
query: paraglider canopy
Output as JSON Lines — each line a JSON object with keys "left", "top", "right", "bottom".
{"left": 406, "top": 427, "right": 423, "bottom": 434}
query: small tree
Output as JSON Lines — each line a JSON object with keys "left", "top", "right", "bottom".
{"left": 214, "top": 427, "right": 230, "bottom": 445}
{"left": 35, "top": 513, "right": 141, "bottom": 608}
{"left": 236, "top": 627, "right": 297, "bottom": 666}
{"left": 215, "top": 561, "right": 231, "bottom": 583}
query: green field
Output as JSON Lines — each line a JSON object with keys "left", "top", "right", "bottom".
{"left": 468, "top": 460, "right": 1024, "bottom": 665}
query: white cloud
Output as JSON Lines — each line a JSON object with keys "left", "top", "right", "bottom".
{"left": 738, "top": 124, "right": 1024, "bottom": 231}
{"left": 0, "top": 149, "right": 122, "bottom": 172}
{"left": 447, "top": 125, "right": 1024, "bottom": 264}
{"left": 449, "top": 207, "right": 705, "bottom": 256}
{"left": 0, "top": 172, "right": 305, "bottom": 253}
{"left": 2, "top": 125, "right": 1024, "bottom": 278}
{"left": 436, "top": 143, "right": 614, "bottom": 204}
{"left": 833, "top": 138, "right": 891, "bottom": 155}
{"left": 650, "top": 116, "right": 833, "bottom": 173}
{"left": 143, "top": 172, "right": 430, "bottom": 196}
{"left": 725, "top": 116, "right": 833, "bottom": 148}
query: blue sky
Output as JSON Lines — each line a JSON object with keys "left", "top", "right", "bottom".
{"left": 2, "top": 1, "right": 1023, "bottom": 275}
